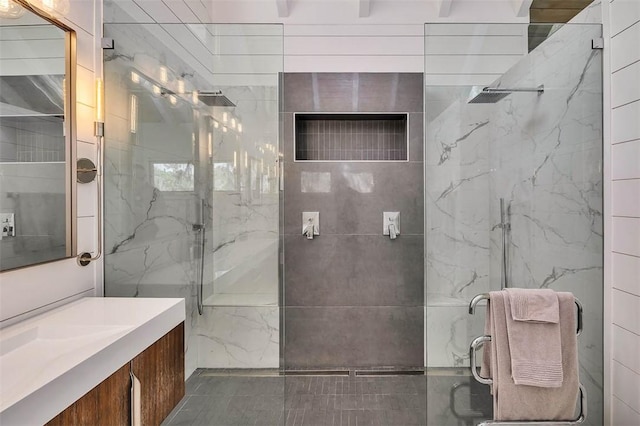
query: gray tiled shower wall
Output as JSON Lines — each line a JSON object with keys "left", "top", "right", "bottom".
{"left": 282, "top": 73, "right": 424, "bottom": 369}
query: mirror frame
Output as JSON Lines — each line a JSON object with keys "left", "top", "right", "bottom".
{"left": 1, "top": 0, "right": 77, "bottom": 269}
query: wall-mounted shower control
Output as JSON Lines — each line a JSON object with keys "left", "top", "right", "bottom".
{"left": 302, "top": 212, "right": 319, "bottom": 240}
{"left": 0, "top": 213, "right": 15, "bottom": 239}
{"left": 383, "top": 212, "right": 400, "bottom": 240}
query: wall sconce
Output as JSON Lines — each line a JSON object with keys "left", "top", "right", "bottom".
{"left": 62, "top": 78, "right": 66, "bottom": 136}
{"left": 152, "top": 84, "right": 161, "bottom": 96}
{"left": 169, "top": 95, "right": 177, "bottom": 106}
{"left": 177, "top": 79, "right": 185, "bottom": 94}
{"left": 0, "top": 0, "right": 25, "bottom": 18}
{"left": 222, "top": 112, "right": 228, "bottom": 123}
{"left": 95, "top": 78, "right": 104, "bottom": 137}
{"left": 131, "top": 71, "right": 140, "bottom": 84}
{"left": 130, "top": 94, "right": 137, "bottom": 134}
{"left": 78, "top": 77, "right": 104, "bottom": 266}
{"left": 192, "top": 90, "right": 199, "bottom": 105}
{"left": 213, "top": 120, "right": 219, "bottom": 129}
{"left": 27, "top": 0, "right": 69, "bottom": 18}
{"left": 222, "top": 126, "right": 228, "bottom": 133}
{"left": 231, "top": 118, "right": 236, "bottom": 129}
{"left": 238, "top": 123, "right": 243, "bottom": 133}
{"left": 159, "top": 66, "right": 168, "bottom": 84}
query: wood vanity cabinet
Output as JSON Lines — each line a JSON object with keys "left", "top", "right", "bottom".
{"left": 46, "top": 323, "right": 184, "bottom": 426}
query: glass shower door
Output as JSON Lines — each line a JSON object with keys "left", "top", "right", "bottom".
{"left": 196, "top": 24, "right": 283, "bottom": 373}
{"left": 103, "top": 20, "right": 285, "bottom": 425}
{"left": 425, "top": 22, "right": 603, "bottom": 425}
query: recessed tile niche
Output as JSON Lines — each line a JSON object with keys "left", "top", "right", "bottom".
{"left": 294, "top": 113, "right": 408, "bottom": 161}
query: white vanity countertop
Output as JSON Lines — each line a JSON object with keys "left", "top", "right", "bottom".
{"left": 0, "top": 297, "right": 185, "bottom": 425}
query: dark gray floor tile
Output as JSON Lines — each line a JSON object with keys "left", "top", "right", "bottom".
{"left": 167, "top": 369, "right": 456, "bottom": 426}
{"left": 180, "top": 395, "right": 211, "bottom": 412}
{"left": 285, "top": 408, "right": 306, "bottom": 426}
{"left": 311, "top": 394, "right": 331, "bottom": 410}
{"left": 301, "top": 409, "right": 329, "bottom": 426}
{"left": 193, "top": 377, "right": 240, "bottom": 395}
{"left": 355, "top": 409, "right": 383, "bottom": 426}
{"left": 339, "top": 394, "right": 361, "bottom": 410}
{"left": 185, "top": 374, "right": 202, "bottom": 396}
{"left": 383, "top": 408, "right": 426, "bottom": 426}
{"left": 163, "top": 409, "right": 200, "bottom": 426}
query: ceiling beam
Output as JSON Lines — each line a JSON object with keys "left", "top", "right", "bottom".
{"left": 359, "top": 0, "right": 371, "bottom": 18}
{"left": 439, "top": 0, "right": 453, "bottom": 17}
{"left": 276, "top": 0, "right": 289, "bottom": 17}
{"left": 512, "top": 0, "right": 534, "bottom": 17}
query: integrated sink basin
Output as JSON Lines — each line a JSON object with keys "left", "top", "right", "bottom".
{"left": 0, "top": 297, "right": 185, "bottom": 425}
{"left": 1, "top": 324, "right": 133, "bottom": 356}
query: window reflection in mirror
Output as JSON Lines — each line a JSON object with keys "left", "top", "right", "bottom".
{"left": 0, "top": 1, "right": 75, "bottom": 271}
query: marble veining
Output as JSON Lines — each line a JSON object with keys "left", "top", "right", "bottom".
{"left": 426, "top": 19, "right": 603, "bottom": 424}
{"left": 438, "top": 120, "right": 489, "bottom": 165}
{"left": 103, "top": 22, "right": 282, "bottom": 374}
{"left": 195, "top": 307, "right": 279, "bottom": 368}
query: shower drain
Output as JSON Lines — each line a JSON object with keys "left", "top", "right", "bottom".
{"left": 284, "top": 368, "right": 425, "bottom": 377}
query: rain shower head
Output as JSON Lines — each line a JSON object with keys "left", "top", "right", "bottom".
{"left": 468, "top": 84, "right": 544, "bottom": 104}
{"left": 199, "top": 91, "right": 236, "bottom": 107}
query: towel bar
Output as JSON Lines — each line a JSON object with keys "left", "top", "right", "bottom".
{"left": 469, "top": 292, "right": 587, "bottom": 425}
{"left": 468, "top": 293, "right": 583, "bottom": 336}
{"left": 470, "top": 336, "right": 587, "bottom": 425}
{"left": 469, "top": 335, "right": 493, "bottom": 385}
{"left": 474, "top": 385, "right": 587, "bottom": 425}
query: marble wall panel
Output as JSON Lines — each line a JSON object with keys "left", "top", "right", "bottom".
{"left": 425, "top": 21, "right": 603, "bottom": 424}
{"left": 103, "top": 23, "right": 283, "bottom": 373}
{"left": 195, "top": 306, "right": 280, "bottom": 369}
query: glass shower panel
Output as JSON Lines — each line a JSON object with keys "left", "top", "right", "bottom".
{"left": 425, "top": 22, "right": 603, "bottom": 425}
{"left": 103, "top": 22, "right": 285, "bottom": 425}
{"left": 201, "top": 25, "right": 281, "bottom": 310}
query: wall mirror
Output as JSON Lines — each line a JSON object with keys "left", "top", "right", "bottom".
{"left": 0, "top": 0, "right": 76, "bottom": 271}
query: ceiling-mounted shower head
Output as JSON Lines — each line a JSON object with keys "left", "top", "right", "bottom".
{"left": 467, "top": 84, "right": 544, "bottom": 104}
{"left": 198, "top": 91, "right": 236, "bottom": 107}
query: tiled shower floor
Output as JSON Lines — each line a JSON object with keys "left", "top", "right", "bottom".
{"left": 162, "top": 369, "right": 492, "bottom": 426}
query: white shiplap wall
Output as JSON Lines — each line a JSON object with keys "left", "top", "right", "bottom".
{"left": 0, "top": 0, "right": 100, "bottom": 325}
{"left": 424, "top": 23, "right": 528, "bottom": 86}
{"left": 0, "top": 25, "right": 65, "bottom": 76}
{"left": 609, "top": 0, "right": 640, "bottom": 424}
{"left": 105, "top": 0, "right": 530, "bottom": 76}
{"left": 284, "top": 24, "right": 424, "bottom": 72}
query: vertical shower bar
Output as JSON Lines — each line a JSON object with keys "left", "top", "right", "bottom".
{"left": 499, "top": 198, "right": 510, "bottom": 289}
{"left": 194, "top": 198, "right": 206, "bottom": 315}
